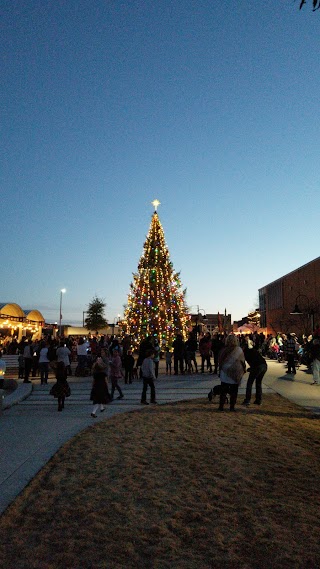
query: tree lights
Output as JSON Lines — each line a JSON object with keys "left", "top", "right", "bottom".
{"left": 123, "top": 202, "right": 190, "bottom": 347}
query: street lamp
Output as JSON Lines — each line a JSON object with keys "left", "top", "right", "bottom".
{"left": 112, "top": 314, "right": 121, "bottom": 336}
{"left": 59, "top": 288, "right": 66, "bottom": 337}
{"left": 290, "top": 294, "right": 314, "bottom": 334}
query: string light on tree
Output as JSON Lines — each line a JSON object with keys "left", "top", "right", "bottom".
{"left": 123, "top": 200, "right": 190, "bottom": 347}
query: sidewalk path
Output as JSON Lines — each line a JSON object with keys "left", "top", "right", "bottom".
{"left": 0, "top": 358, "right": 318, "bottom": 516}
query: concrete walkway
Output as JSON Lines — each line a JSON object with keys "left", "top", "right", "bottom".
{"left": 0, "top": 358, "right": 319, "bottom": 516}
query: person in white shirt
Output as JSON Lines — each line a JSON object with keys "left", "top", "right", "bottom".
{"left": 140, "top": 349, "right": 157, "bottom": 405}
{"left": 56, "top": 341, "right": 72, "bottom": 375}
{"left": 38, "top": 341, "right": 49, "bottom": 385}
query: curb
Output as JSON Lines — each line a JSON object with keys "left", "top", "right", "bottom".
{"left": 2, "top": 383, "right": 33, "bottom": 410}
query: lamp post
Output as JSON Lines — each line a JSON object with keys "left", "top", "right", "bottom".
{"left": 290, "top": 294, "right": 314, "bottom": 335}
{"left": 59, "top": 288, "right": 66, "bottom": 337}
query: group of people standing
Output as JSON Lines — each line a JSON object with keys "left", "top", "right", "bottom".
{"left": 3, "top": 327, "right": 320, "bottom": 414}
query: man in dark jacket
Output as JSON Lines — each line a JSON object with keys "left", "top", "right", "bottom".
{"left": 242, "top": 343, "right": 268, "bottom": 406}
{"left": 173, "top": 334, "right": 185, "bottom": 375}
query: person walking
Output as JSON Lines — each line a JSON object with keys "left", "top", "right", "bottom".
{"left": 90, "top": 358, "right": 111, "bottom": 417}
{"left": 141, "top": 349, "right": 157, "bottom": 405}
{"left": 50, "top": 361, "right": 71, "bottom": 411}
{"left": 109, "top": 347, "right": 124, "bottom": 400}
{"left": 242, "top": 341, "right": 268, "bottom": 406}
{"left": 218, "top": 335, "right": 246, "bottom": 412}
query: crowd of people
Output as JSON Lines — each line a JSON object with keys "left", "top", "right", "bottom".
{"left": 1, "top": 327, "right": 320, "bottom": 413}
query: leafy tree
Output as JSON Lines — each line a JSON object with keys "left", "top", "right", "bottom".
{"left": 85, "top": 296, "right": 108, "bottom": 333}
{"left": 299, "top": 0, "right": 320, "bottom": 10}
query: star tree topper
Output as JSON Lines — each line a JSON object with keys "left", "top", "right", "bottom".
{"left": 151, "top": 199, "right": 161, "bottom": 212}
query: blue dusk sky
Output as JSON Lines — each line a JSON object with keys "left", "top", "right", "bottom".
{"left": 1, "top": 1, "right": 320, "bottom": 326}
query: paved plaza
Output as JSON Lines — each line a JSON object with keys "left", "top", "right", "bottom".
{"left": 1, "top": 358, "right": 319, "bottom": 515}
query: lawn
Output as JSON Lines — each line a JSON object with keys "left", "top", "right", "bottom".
{"left": 0, "top": 394, "right": 320, "bottom": 569}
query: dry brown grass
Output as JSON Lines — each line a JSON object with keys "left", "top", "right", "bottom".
{"left": 1, "top": 394, "right": 320, "bottom": 569}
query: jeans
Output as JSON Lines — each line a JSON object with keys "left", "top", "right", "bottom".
{"left": 245, "top": 363, "right": 267, "bottom": 404}
{"left": 110, "top": 378, "right": 123, "bottom": 399}
{"left": 141, "top": 377, "right": 156, "bottom": 403}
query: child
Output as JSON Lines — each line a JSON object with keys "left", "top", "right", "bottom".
{"left": 165, "top": 347, "right": 172, "bottom": 375}
{"left": 90, "top": 358, "right": 111, "bottom": 417}
{"left": 123, "top": 349, "right": 135, "bottom": 384}
{"left": 50, "top": 361, "right": 71, "bottom": 411}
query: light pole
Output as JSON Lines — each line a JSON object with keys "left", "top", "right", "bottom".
{"left": 290, "top": 294, "right": 315, "bottom": 334}
{"left": 112, "top": 314, "right": 121, "bottom": 336}
{"left": 59, "top": 288, "right": 66, "bottom": 337}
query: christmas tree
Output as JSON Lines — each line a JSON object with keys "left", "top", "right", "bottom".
{"left": 123, "top": 200, "right": 190, "bottom": 348}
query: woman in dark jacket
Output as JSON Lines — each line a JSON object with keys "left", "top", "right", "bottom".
{"left": 90, "top": 358, "right": 111, "bottom": 418}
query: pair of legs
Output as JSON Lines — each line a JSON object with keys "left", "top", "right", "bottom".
{"left": 243, "top": 363, "right": 267, "bottom": 405}
{"left": 39, "top": 362, "right": 49, "bottom": 384}
{"left": 287, "top": 355, "right": 296, "bottom": 374}
{"left": 141, "top": 377, "right": 156, "bottom": 404}
{"left": 201, "top": 356, "right": 212, "bottom": 373}
{"left": 154, "top": 361, "right": 159, "bottom": 378}
{"left": 92, "top": 403, "right": 106, "bottom": 416}
{"left": 24, "top": 359, "right": 33, "bottom": 382}
{"left": 219, "top": 382, "right": 238, "bottom": 411}
{"left": 186, "top": 353, "right": 198, "bottom": 373}
{"left": 58, "top": 396, "right": 65, "bottom": 411}
{"left": 174, "top": 356, "right": 184, "bottom": 375}
{"left": 166, "top": 363, "right": 172, "bottom": 375}
{"left": 110, "top": 378, "right": 123, "bottom": 399}
{"left": 312, "top": 358, "right": 320, "bottom": 384}
{"left": 213, "top": 353, "right": 219, "bottom": 374}
{"left": 125, "top": 368, "right": 133, "bottom": 383}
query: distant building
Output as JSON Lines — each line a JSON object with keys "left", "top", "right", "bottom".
{"left": 189, "top": 312, "right": 232, "bottom": 335}
{"left": 258, "top": 257, "right": 320, "bottom": 336}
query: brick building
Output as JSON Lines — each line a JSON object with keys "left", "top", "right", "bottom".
{"left": 258, "top": 257, "right": 320, "bottom": 336}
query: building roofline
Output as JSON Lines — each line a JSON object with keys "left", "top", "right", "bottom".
{"left": 259, "top": 256, "right": 320, "bottom": 291}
